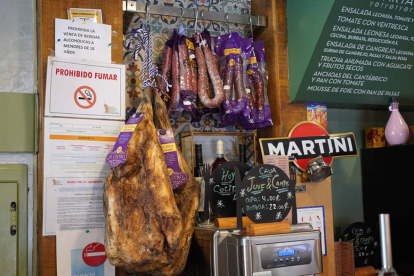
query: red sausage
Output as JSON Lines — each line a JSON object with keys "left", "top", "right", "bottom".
{"left": 252, "top": 70, "right": 265, "bottom": 107}
{"left": 233, "top": 55, "right": 246, "bottom": 99}
{"left": 195, "top": 41, "right": 208, "bottom": 106}
{"left": 246, "top": 76, "right": 256, "bottom": 108}
{"left": 179, "top": 43, "right": 192, "bottom": 93}
{"left": 187, "top": 38, "right": 198, "bottom": 95}
{"left": 222, "top": 56, "right": 234, "bottom": 100}
{"left": 200, "top": 45, "right": 224, "bottom": 108}
{"left": 161, "top": 46, "right": 172, "bottom": 85}
{"left": 170, "top": 44, "right": 180, "bottom": 112}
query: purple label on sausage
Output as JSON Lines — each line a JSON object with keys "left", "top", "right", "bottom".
{"left": 157, "top": 128, "right": 187, "bottom": 189}
{"left": 105, "top": 112, "right": 145, "bottom": 168}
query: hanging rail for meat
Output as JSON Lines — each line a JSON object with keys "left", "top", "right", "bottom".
{"left": 122, "top": 1, "right": 267, "bottom": 27}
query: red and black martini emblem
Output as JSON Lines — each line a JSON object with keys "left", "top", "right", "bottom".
{"left": 260, "top": 121, "right": 358, "bottom": 171}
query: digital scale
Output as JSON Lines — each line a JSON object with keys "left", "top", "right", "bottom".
{"left": 183, "top": 225, "right": 323, "bottom": 276}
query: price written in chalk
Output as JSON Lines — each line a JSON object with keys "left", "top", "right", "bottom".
{"left": 240, "top": 164, "right": 295, "bottom": 223}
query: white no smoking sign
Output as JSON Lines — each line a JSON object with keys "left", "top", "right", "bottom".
{"left": 45, "top": 57, "right": 125, "bottom": 120}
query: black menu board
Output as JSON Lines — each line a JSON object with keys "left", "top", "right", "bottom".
{"left": 239, "top": 164, "right": 295, "bottom": 223}
{"left": 341, "top": 222, "right": 378, "bottom": 268}
{"left": 208, "top": 161, "right": 251, "bottom": 218}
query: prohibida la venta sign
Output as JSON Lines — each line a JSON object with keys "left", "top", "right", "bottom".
{"left": 260, "top": 121, "right": 358, "bottom": 171}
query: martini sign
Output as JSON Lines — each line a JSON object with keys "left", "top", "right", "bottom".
{"left": 260, "top": 122, "right": 358, "bottom": 171}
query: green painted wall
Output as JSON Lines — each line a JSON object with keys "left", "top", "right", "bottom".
{"left": 327, "top": 108, "right": 414, "bottom": 233}
{"left": 0, "top": 93, "right": 36, "bottom": 153}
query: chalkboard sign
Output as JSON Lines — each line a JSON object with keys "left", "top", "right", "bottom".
{"left": 341, "top": 222, "right": 378, "bottom": 268}
{"left": 209, "top": 161, "right": 252, "bottom": 218}
{"left": 240, "top": 164, "right": 295, "bottom": 223}
{"left": 288, "top": 0, "right": 414, "bottom": 107}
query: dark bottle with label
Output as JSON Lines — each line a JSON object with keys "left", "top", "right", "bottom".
{"left": 194, "top": 144, "right": 205, "bottom": 215}
{"left": 211, "top": 139, "right": 227, "bottom": 172}
{"left": 194, "top": 144, "right": 203, "bottom": 178}
{"left": 239, "top": 144, "right": 246, "bottom": 163}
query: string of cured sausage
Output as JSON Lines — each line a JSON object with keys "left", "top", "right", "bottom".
{"left": 157, "top": 27, "right": 272, "bottom": 129}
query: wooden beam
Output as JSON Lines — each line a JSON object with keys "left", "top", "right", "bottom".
{"left": 37, "top": 1, "right": 123, "bottom": 275}
{"left": 252, "top": 0, "right": 306, "bottom": 139}
{"left": 252, "top": 1, "right": 335, "bottom": 275}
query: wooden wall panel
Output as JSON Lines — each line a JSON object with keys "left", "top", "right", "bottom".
{"left": 296, "top": 178, "right": 336, "bottom": 276}
{"left": 252, "top": 1, "right": 336, "bottom": 275}
{"left": 252, "top": 0, "right": 306, "bottom": 138}
{"left": 37, "top": 1, "right": 123, "bottom": 275}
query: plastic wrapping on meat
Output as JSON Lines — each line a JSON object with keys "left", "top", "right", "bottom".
{"left": 214, "top": 32, "right": 249, "bottom": 127}
{"left": 241, "top": 40, "right": 272, "bottom": 129}
{"left": 178, "top": 35, "right": 196, "bottom": 113}
{"left": 169, "top": 32, "right": 182, "bottom": 117}
{"left": 158, "top": 30, "right": 176, "bottom": 104}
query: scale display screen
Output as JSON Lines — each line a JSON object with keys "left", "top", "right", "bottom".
{"left": 278, "top": 250, "right": 295, "bottom": 257}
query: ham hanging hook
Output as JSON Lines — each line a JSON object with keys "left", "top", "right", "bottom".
{"left": 194, "top": 8, "right": 199, "bottom": 33}
{"left": 145, "top": 2, "right": 151, "bottom": 33}
{"left": 200, "top": 10, "right": 205, "bottom": 31}
{"left": 174, "top": 7, "right": 184, "bottom": 30}
{"left": 225, "top": 13, "right": 231, "bottom": 38}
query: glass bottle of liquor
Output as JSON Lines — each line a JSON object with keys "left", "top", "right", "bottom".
{"left": 239, "top": 144, "right": 246, "bottom": 163}
{"left": 194, "top": 144, "right": 203, "bottom": 178}
{"left": 194, "top": 144, "right": 205, "bottom": 214}
{"left": 211, "top": 139, "right": 227, "bottom": 172}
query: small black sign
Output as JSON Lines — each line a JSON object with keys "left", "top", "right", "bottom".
{"left": 239, "top": 164, "right": 295, "bottom": 223}
{"left": 341, "top": 222, "right": 378, "bottom": 268}
{"left": 208, "top": 161, "right": 252, "bottom": 218}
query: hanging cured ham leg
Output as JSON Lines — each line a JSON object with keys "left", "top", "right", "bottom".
{"left": 105, "top": 28, "right": 199, "bottom": 276}
{"left": 105, "top": 88, "right": 199, "bottom": 276}
{"left": 104, "top": 87, "right": 184, "bottom": 273}
{"left": 150, "top": 85, "right": 200, "bottom": 276}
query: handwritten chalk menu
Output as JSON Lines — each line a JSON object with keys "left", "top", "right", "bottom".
{"left": 209, "top": 161, "right": 251, "bottom": 218}
{"left": 240, "top": 164, "right": 295, "bottom": 223}
{"left": 341, "top": 222, "right": 378, "bottom": 268}
{"left": 288, "top": 0, "right": 414, "bottom": 106}
{"left": 55, "top": 19, "right": 111, "bottom": 63}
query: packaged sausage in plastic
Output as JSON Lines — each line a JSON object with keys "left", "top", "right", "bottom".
{"left": 196, "top": 31, "right": 224, "bottom": 110}
{"left": 240, "top": 38, "right": 257, "bottom": 129}
{"left": 250, "top": 40, "right": 272, "bottom": 128}
{"left": 157, "top": 29, "right": 176, "bottom": 105}
{"left": 187, "top": 37, "right": 198, "bottom": 98}
{"left": 169, "top": 31, "right": 182, "bottom": 117}
{"left": 191, "top": 31, "right": 220, "bottom": 123}
{"left": 214, "top": 32, "right": 249, "bottom": 127}
{"left": 178, "top": 35, "right": 196, "bottom": 113}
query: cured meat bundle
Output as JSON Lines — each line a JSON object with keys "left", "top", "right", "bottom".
{"left": 104, "top": 85, "right": 199, "bottom": 275}
{"left": 151, "top": 83, "right": 200, "bottom": 276}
